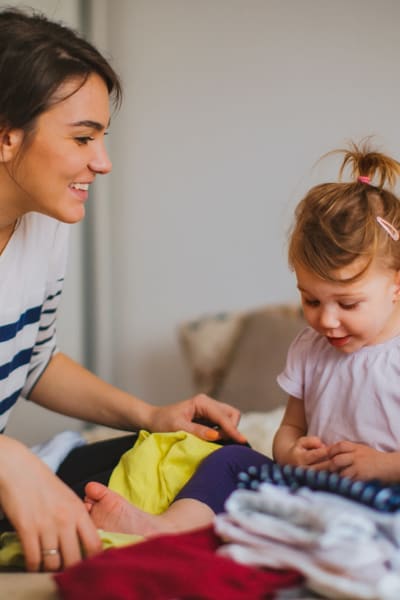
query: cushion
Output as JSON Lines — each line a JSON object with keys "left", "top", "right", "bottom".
{"left": 239, "top": 407, "right": 285, "bottom": 457}
{"left": 179, "top": 312, "right": 246, "bottom": 395}
{"left": 215, "top": 304, "right": 305, "bottom": 412}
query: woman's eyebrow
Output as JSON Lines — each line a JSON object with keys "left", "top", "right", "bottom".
{"left": 69, "top": 119, "right": 111, "bottom": 131}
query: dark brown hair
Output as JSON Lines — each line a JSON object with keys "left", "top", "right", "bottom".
{"left": 289, "top": 140, "right": 400, "bottom": 282}
{"left": 0, "top": 7, "right": 122, "bottom": 141}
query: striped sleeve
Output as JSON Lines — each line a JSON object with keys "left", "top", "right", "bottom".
{"left": 20, "top": 220, "right": 69, "bottom": 399}
{"left": 0, "top": 217, "right": 70, "bottom": 432}
{"left": 21, "top": 277, "right": 64, "bottom": 398}
{"left": 0, "top": 306, "right": 42, "bottom": 426}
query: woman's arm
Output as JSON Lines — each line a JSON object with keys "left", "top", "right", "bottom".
{"left": 29, "top": 353, "right": 244, "bottom": 443}
{"left": 273, "top": 396, "right": 328, "bottom": 467}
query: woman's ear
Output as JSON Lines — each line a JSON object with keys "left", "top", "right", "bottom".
{"left": 0, "top": 128, "right": 24, "bottom": 163}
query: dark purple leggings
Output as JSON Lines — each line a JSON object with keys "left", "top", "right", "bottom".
{"left": 174, "top": 445, "right": 272, "bottom": 514}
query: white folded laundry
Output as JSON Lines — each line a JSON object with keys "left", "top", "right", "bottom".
{"left": 215, "top": 483, "right": 400, "bottom": 600}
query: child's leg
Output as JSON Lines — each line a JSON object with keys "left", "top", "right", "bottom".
{"left": 85, "top": 445, "right": 271, "bottom": 536}
{"left": 174, "top": 444, "right": 270, "bottom": 513}
{"left": 85, "top": 482, "right": 215, "bottom": 536}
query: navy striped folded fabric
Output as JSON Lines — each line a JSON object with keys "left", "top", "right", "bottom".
{"left": 237, "top": 462, "right": 400, "bottom": 512}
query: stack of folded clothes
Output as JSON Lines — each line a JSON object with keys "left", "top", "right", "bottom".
{"left": 215, "top": 463, "right": 400, "bottom": 600}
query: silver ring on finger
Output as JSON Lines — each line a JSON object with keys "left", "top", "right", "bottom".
{"left": 41, "top": 548, "right": 60, "bottom": 557}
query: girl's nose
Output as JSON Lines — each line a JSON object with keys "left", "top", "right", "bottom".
{"left": 318, "top": 306, "right": 340, "bottom": 330}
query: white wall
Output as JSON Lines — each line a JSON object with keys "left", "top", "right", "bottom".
{"left": 3, "top": 0, "right": 400, "bottom": 442}
{"left": 102, "top": 0, "right": 400, "bottom": 405}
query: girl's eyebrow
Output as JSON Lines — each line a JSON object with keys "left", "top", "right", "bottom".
{"left": 69, "top": 119, "right": 111, "bottom": 131}
{"left": 297, "top": 284, "right": 363, "bottom": 299}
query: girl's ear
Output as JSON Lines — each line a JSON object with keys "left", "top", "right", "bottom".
{"left": 393, "top": 270, "right": 400, "bottom": 302}
{"left": 0, "top": 128, "right": 24, "bottom": 163}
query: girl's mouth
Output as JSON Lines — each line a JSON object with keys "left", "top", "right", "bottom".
{"left": 327, "top": 335, "right": 351, "bottom": 348}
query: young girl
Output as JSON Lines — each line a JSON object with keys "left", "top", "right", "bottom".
{"left": 273, "top": 141, "right": 400, "bottom": 482}
{"left": 0, "top": 7, "right": 243, "bottom": 573}
{"left": 84, "top": 140, "right": 400, "bottom": 536}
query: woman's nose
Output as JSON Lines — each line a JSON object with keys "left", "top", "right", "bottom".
{"left": 89, "top": 143, "right": 112, "bottom": 175}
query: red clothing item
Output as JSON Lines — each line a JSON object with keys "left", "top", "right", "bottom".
{"left": 55, "top": 526, "right": 302, "bottom": 600}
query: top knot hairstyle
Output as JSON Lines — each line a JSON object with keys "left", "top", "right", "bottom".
{"left": 288, "top": 140, "right": 400, "bottom": 282}
{"left": 0, "top": 7, "right": 122, "bottom": 138}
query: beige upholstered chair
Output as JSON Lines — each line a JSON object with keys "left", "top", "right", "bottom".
{"left": 179, "top": 303, "right": 306, "bottom": 414}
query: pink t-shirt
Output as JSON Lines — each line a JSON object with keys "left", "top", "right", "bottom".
{"left": 277, "top": 327, "right": 400, "bottom": 452}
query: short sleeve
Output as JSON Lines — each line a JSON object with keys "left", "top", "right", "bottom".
{"left": 276, "top": 327, "right": 312, "bottom": 400}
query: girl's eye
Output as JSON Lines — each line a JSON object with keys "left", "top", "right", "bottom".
{"left": 75, "top": 136, "right": 94, "bottom": 145}
{"left": 304, "top": 299, "right": 320, "bottom": 307}
{"left": 339, "top": 302, "right": 358, "bottom": 310}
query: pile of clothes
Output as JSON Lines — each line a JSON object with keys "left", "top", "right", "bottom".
{"left": 215, "top": 464, "right": 400, "bottom": 600}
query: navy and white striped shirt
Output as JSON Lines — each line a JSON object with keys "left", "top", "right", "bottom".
{"left": 0, "top": 213, "right": 69, "bottom": 432}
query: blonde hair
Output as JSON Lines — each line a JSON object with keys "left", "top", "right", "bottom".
{"left": 289, "top": 140, "right": 400, "bottom": 282}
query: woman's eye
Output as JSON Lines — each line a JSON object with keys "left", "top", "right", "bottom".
{"left": 75, "top": 136, "right": 94, "bottom": 145}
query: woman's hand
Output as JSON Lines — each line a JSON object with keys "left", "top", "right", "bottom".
{"left": 146, "top": 394, "right": 246, "bottom": 444}
{"left": 0, "top": 436, "right": 102, "bottom": 572}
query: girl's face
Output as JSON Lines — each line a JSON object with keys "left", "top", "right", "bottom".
{"left": 296, "top": 259, "right": 400, "bottom": 353}
{"left": 5, "top": 73, "right": 111, "bottom": 223}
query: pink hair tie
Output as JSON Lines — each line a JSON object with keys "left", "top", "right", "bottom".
{"left": 358, "top": 175, "right": 371, "bottom": 184}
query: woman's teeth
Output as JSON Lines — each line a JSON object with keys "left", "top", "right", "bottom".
{"left": 70, "top": 183, "right": 89, "bottom": 191}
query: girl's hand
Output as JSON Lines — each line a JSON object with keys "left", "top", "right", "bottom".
{"left": 288, "top": 435, "right": 330, "bottom": 469}
{"left": 0, "top": 437, "right": 102, "bottom": 572}
{"left": 328, "top": 441, "right": 393, "bottom": 481}
{"left": 146, "top": 394, "right": 245, "bottom": 444}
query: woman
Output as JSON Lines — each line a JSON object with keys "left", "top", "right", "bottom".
{"left": 0, "top": 8, "right": 243, "bottom": 573}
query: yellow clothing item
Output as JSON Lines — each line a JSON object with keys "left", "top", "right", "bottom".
{"left": 0, "top": 430, "right": 220, "bottom": 569}
{"left": 108, "top": 430, "right": 220, "bottom": 513}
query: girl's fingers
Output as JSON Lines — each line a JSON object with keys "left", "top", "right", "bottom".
{"left": 308, "top": 460, "right": 332, "bottom": 471}
{"left": 300, "top": 436, "right": 325, "bottom": 450}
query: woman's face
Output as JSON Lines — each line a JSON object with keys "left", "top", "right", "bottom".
{"left": 8, "top": 73, "right": 112, "bottom": 223}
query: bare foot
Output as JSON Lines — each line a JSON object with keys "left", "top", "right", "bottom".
{"left": 84, "top": 482, "right": 171, "bottom": 537}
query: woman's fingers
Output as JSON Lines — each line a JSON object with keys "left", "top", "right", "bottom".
{"left": 57, "top": 529, "right": 83, "bottom": 569}
{"left": 76, "top": 514, "right": 103, "bottom": 559}
{"left": 44, "top": 501, "right": 102, "bottom": 569}
{"left": 19, "top": 528, "right": 42, "bottom": 572}
{"left": 39, "top": 540, "right": 63, "bottom": 572}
